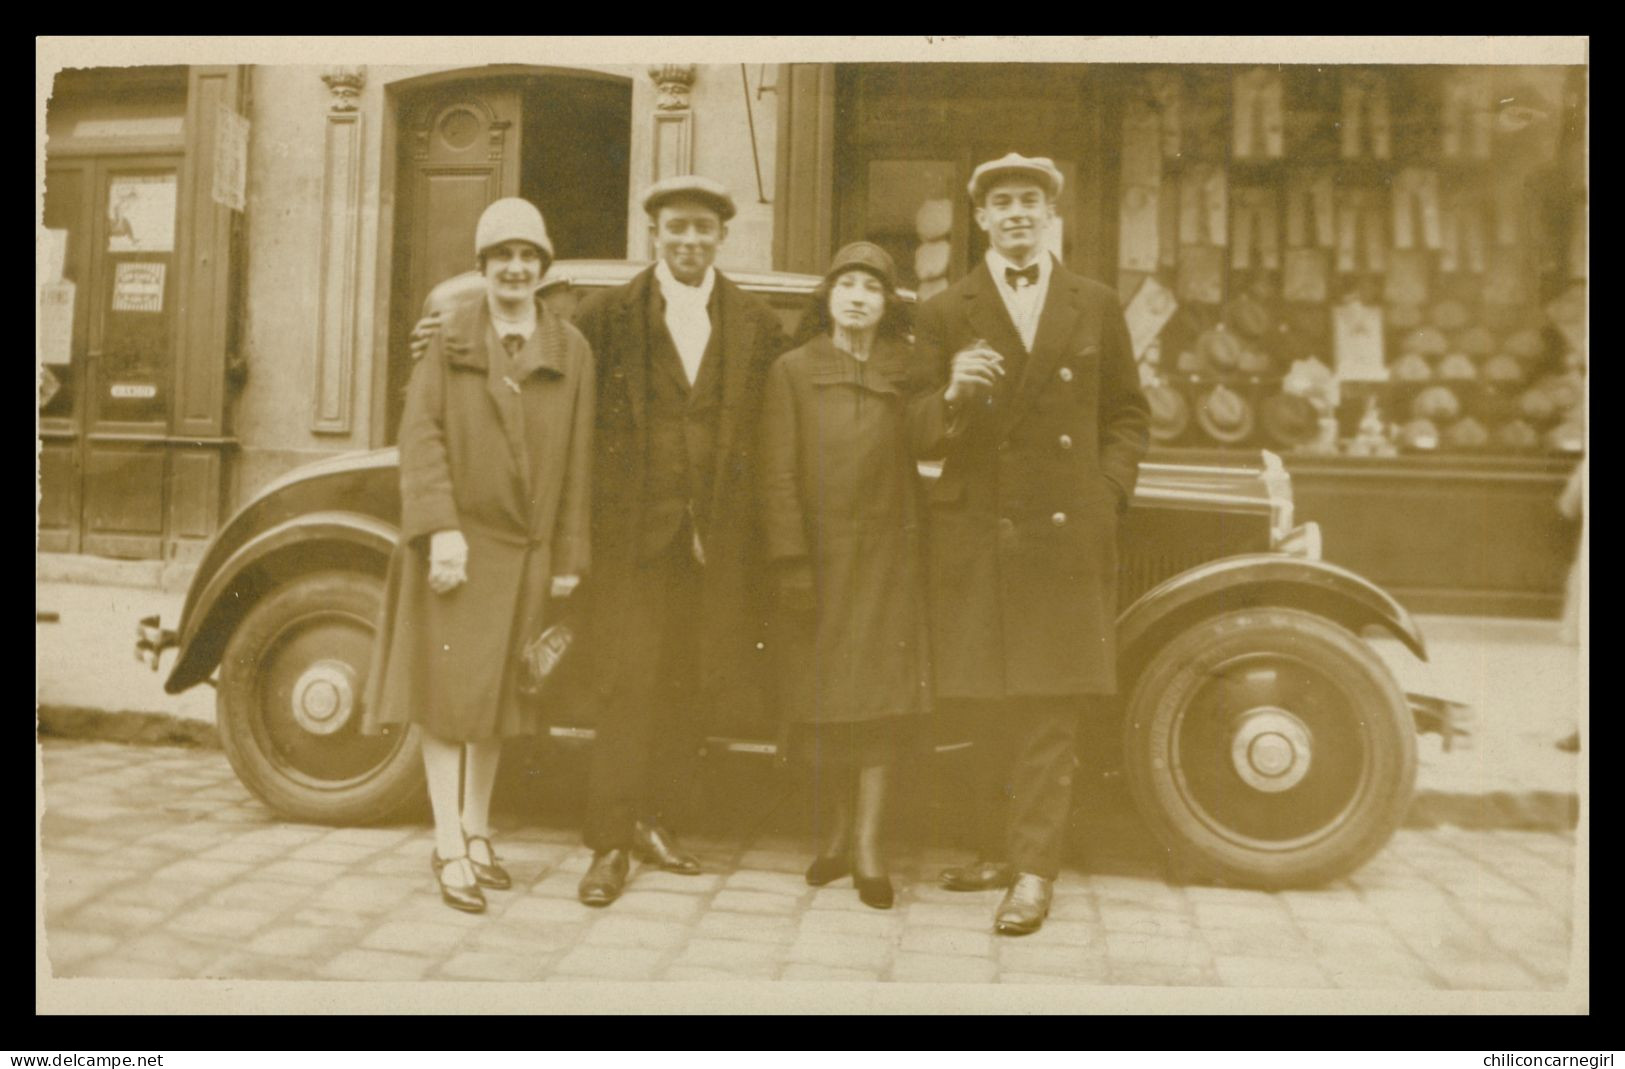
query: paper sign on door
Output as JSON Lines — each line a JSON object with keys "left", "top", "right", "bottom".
{"left": 112, "top": 263, "right": 166, "bottom": 313}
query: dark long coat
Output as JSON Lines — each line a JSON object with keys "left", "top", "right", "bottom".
{"left": 907, "top": 260, "right": 1150, "bottom": 699}
{"left": 364, "top": 294, "right": 594, "bottom": 740}
{"left": 759, "top": 335, "right": 931, "bottom": 724}
{"left": 573, "top": 267, "right": 789, "bottom": 726}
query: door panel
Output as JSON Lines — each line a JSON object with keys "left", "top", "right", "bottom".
{"left": 81, "top": 446, "right": 165, "bottom": 559}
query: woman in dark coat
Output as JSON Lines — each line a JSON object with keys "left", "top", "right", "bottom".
{"left": 364, "top": 198, "right": 594, "bottom": 913}
{"left": 759, "top": 241, "right": 930, "bottom": 909}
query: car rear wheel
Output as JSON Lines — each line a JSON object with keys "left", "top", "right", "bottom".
{"left": 1122, "top": 607, "right": 1416, "bottom": 889}
{"left": 218, "top": 570, "right": 425, "bottom": 824}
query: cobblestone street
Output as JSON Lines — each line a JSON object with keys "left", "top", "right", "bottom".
{"left": 39, "top": 739, "right": 1582, "bottom": 1003}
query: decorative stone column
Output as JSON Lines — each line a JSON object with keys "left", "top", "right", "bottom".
{"left": 313, "top": 66, "right": 365, "bottom": 434}
{"left": 648, "top": 64, "right": 696, "bottom": 182}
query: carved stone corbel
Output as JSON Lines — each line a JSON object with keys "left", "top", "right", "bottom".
{"left": 649, "top": 64, "right": 696, "bottom": 111}
{"left": 321, "top": 66, "right": 366, "bottom": 112}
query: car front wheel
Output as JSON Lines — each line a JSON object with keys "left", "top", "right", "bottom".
{"left": 1122, "top": 607, "right": 1416, "bottom": 889}
{"left": 217, "top": 570, "right": 425, "bottom": 824}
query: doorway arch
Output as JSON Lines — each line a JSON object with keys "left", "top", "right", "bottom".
{"left": 371, "top": 66, "right": 633, "bottom": 444}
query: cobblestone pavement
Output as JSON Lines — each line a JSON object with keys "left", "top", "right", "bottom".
{"left": 39, "top": 740, "right": 1580, "bottom": 993}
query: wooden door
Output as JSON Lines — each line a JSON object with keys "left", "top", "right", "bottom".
{"left": 388, "top": 87, "right": 522, "bottom": 439}
{"left": 40, "top": 161, "right": 94, "bottom": 553}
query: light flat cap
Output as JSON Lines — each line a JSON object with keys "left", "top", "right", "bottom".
{"left": 967, "top": 153, "right": 1064, "bottom": 203}
{"left": 642, "top": 174, "right": 737, "bottom": 221}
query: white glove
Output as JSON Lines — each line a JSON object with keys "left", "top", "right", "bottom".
{"left": 428, "top": 529, "right": 469, "bottom": 594}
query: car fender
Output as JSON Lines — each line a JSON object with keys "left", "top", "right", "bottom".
{"left": 1116, "top": 554, "right": 1428, "bottom": 678}
{"left": 164, "top": 511, "right": 398, "bottom": 694}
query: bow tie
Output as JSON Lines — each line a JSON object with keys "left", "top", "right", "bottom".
{"left": 1005, "top": 264, "right": 1040, "bottom": 289}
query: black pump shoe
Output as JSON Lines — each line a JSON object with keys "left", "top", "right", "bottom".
{"left": 431, "top": 853, "right": 486, "bottom": 913}
{"left": 631, "top": 820, "right": 701, "bottom": 875}
{"left": 805, "top": 855, "right": 852, "bottom": 887}
{"left": 854, "top": 871, "right": 895, "bottom": 910}
{"left": 465, "top": 835, "right": 512, "bottom": 890}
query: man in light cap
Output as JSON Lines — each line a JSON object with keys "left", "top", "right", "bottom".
{"left": 572, "top": 175, "right": 790, "bottom": 906}
{"left": 907, "top": 153, "right": 1149, "bottom": 935}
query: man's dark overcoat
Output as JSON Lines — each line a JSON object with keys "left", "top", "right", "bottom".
{"left": 573, "top": 267, "right": 790, "bottom": 726}
{"left": 908, "top": 258, "right": 1150, "bottom": 699}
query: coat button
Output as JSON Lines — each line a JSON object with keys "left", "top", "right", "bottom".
{"left": 1058, "top": 434, "right": 1073, "bottom": 450}
{"left": 1058, "top": 367, "right": 1074, "bottom": 382}
{"left": 1052, "top": 512, "right": 1068, "bottom": 526}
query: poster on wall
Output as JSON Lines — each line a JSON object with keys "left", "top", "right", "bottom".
{"left": 213, "top": 105, "right": 249, "bottom": 212}
{"left": 107, "top": 174, "right": 177, "bottom": 253}
{"left": 39, "top": 281, "right": 76, "bottom": 364}
{"left": 111, "top": 262, "right": 166, "bottom": 313}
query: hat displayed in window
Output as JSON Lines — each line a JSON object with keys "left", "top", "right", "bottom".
{"left": 966, "top": 153, "right": 1065, "bottom": 203}
{"left": 1495, "top": 419, "right": 1539, "bottom": 450}
{"left": 1437, "top": 353, "right": 1478, "bottom": 382}
{"left": 1520, "top": 386, "right": 1559, "bottom": 424}
{"left": 1145, "top": 383, "right": 1191, "bottom": 442}
{"left": 1483, "top": 353, "right": 1525, "bottom": 386}
{"left": 1400, "top": 418, "right": 1440, "bottom": 450}
{"left": 1196, "top": 383, "right": 1256, "bottom": 443}
{"left": 1401, "top": 327, "right": 1450, "bottom": 357}
{"left": 1412, "top": 385, "right": 1462, "bottom": 422}
{"left": 1446, "top": 416, "right": 1490, "bottom": 449}
{"left": 1195, "top": 327, "right": 1245, "bottom": 373}
{"left": 1260, "top": 391, "right": 1320, "bottom": 447}
{"left": 1392, "top": 352, "right": 1434, "bottom": 382}
{"left": 641, "top": 174, "right": 737, "bottom": 222}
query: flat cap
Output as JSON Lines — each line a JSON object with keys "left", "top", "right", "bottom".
{"left": 642, "top": 174, "right": 737, "bottom": 221}
{"left": 826, "top": 241, "right": 898, "bottom": 290}
{"left": 967, "top": 153, "right": 1064, "bottom": 203}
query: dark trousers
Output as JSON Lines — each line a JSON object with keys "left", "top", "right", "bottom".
{"left": 584, "top": 533, "right": 704, "bottom": 853}
{"left": 966, "top": 694, "right": 1093, "bottom": 881}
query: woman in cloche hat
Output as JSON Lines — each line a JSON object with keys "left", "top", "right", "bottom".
{"left": 364, "top": 197, "right": 594, "bottom": 914}
{"left": 758, "top": 241, "right": 929, "bottom": 910}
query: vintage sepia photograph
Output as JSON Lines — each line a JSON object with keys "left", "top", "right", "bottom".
{"left": 35, "top": 36, "right": 1587, "bottom": 1015}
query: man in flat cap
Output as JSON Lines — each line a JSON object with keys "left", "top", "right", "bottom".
{"left": 571, "top": 175, "right": 790, "bottom": 906}
{"left": 908, "top": 153, "right": 1150, "bottom": 935}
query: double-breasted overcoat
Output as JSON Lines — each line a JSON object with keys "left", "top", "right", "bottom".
{"left": 573, "top": 267, "right": 789, "bottom": 727}
{"left": 759, "top": 335, "right": 931, "bottom": 725}
{"left": 908, "top": 259, "right": 1150, "bottom": 699}
{"left": 364, "top": 294, "right": 594, "bottom": 740}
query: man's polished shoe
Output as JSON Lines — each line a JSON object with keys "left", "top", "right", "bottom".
{"left": 465, "top": 835, "right": 512, "bottom": 890}
{"left": 805, "top": 855, "right": 851, "bottom": 887}
{"left": 993, "top": 873, "right": 1053, "bottom": 936}
{"left": 578, "top": 848, "right": 631, "bottom": 907}
{"left": 939, "top": 859, "right": 1016, "bottom": 892}
{"left": 631, "top": 820, "right": 701, "bottom": 875}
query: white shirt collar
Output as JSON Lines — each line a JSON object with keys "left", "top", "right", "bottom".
{"left": 655, "top": 259, "right": 717, "bottom": 306}
{"left": 985, "top": 248, "right": 1053, "bottom": 292}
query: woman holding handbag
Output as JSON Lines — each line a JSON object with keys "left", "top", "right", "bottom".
{"left": 364, "top": 198, "right": 593, "bottom": 913}
{"left": 759, "top": 242, "right": 931, "bottom": 909}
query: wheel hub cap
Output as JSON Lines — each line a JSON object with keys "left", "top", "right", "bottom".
{"left": 291, "top": 660, "right": 357, "bottom": 736}
{"left": 1230, "top": 707, "right": 1313, "bottom": 792}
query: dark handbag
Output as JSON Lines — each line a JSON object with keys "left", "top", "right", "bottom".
{"left": 518, "top": 620, "right": 575, "bottom": 699}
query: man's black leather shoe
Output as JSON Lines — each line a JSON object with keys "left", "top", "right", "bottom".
{"left": 939, "top": 859, "right": 1015, "bottom": 892}
{"left": 632, "top": 820, "right": 702, "bottom": 875}
{"left": 994, "top": 873, "right": 1053, "bottom": 936}
{"left": 578, "top": 848, "right": 630, "bottom": 907}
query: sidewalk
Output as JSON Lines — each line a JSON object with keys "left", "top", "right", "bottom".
{"left": 36, "top": 554, "right": 1585, "bottom": 830}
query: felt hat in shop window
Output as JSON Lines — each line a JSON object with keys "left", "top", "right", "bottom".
{"left": 1412, "top": 385, "right": 1462, "bottom": 423}
{"left": 1483, "top": 353, "right": 1525, "bottom": 386}
{"left": 1401, "top": 327, "right": 1450, "bottom": 358}
{"left": 1196, "top": 383, "right": 1256, "bottom": 443}
{"left": 1437, "top": 353, "right": 1478, "bottom": 382}
{"left": 1195, "top": 327, "right": 1245, "bottom": 373}
{"left": 966, "top": 153, "right": 1065, "bottom": 203}
{"left": 1145, "top": 383, "right": 1192, "bottom": 442}
{"left": 474, "top": 197, "right": 554, "bottom": 261}
{"left": 1541, "top": 371, "right": 1584, "bottom": 412}
{"left": 825, "top": 241, "right": 899, "bottom": 291}
{"left": 1400, "top": 418, "right": 1441, "bottom": 451}
{"left": 1447, "top": 416, "right": 1490, "bottom": 450}
{"left": 1495, "top": 419, "right": 1540, "bottom": 450}
{"left": 1226, "top": 295, "right": 1275, "bottom": 341}
{"left": 641, "top": 174, "right": 738, "bottom": 222}
{"left": 1519, "top": 386, "right": 1559, "bottom": 424}
{"left": 1546, "top": 417, "right": 1584, "bottom": 453}
{"left": 1260, "top": 391, "right": 1321, "bottom": 448}
{"left": 1392, "top": 352, "right": 1434, "bottom": 382}
{"left": 1237, "top": 346, "right": 1275, "bottom": 375}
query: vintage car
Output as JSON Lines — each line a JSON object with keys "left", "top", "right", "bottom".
{"left": 137, "top": 260, "right": 1447, "bottom": 890}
